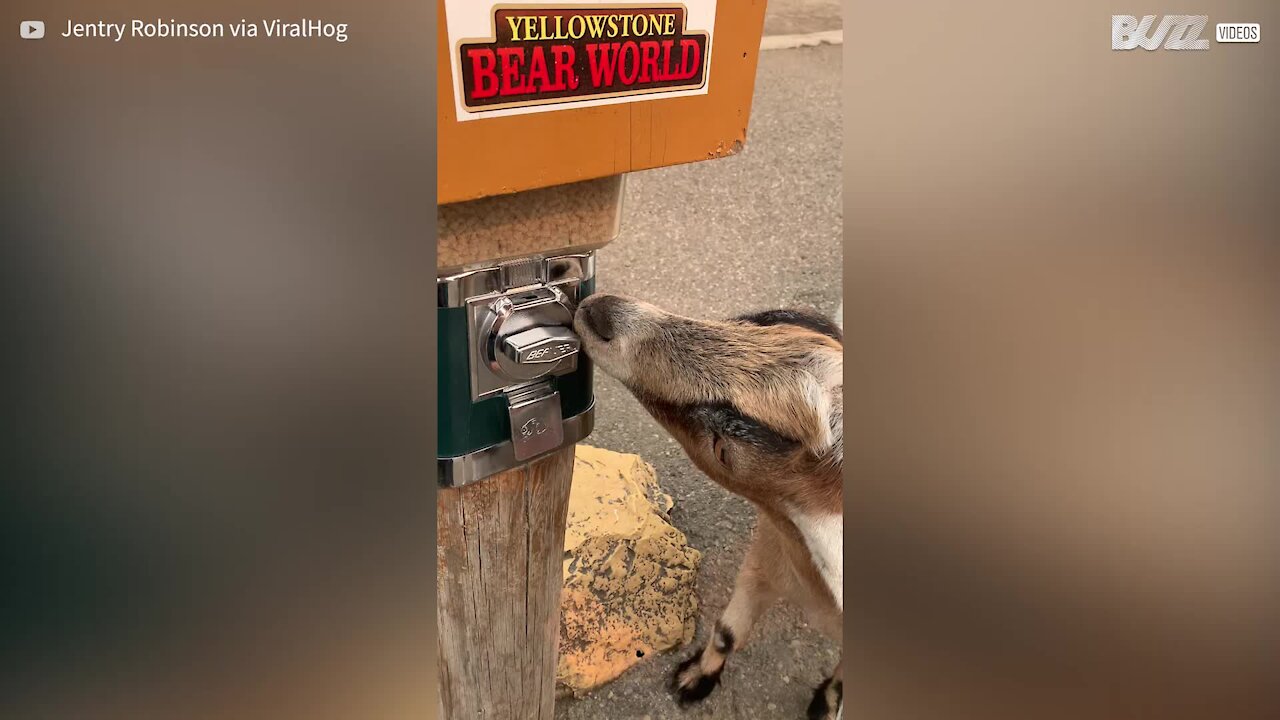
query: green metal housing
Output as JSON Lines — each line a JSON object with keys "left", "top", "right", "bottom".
{"left": 437, "top": 277, "right": 595, "bottom": 460}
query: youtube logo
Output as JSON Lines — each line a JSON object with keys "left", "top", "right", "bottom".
{"left": 21, "top": 20, "right": 45, "bottom": 39}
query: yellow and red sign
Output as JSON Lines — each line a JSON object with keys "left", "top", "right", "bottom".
{"left": 445, "top": 1, "right": 717, "bottom": 121}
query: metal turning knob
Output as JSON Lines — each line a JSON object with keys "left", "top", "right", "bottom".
{"left": 472, "top": 285, "right": 581, "bottom": 397}
{"left": 501, "top": 326, "right": 579, "bottom": 366}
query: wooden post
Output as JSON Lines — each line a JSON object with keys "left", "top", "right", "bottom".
{"left": 435, "top": 180, "right": 615, "bottom": 718}
{"left": 437, "top": 446, "right": 576, "bottom": 719}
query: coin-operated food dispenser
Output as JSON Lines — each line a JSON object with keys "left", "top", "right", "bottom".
{"left": 437, "top": 192, "right": 619, "bottom": 487}
{"left": 439, "top": 260, "right": 594, "bottom": 484}
{"left": 435, "top": 1, "right": 768, "bottom": 717}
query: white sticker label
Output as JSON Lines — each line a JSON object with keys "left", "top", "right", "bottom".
{"left": 444, "top": 1, "right": 717, "bottom": 122}
{"left": 1215, "top": 23, "right": 1260, "bottom": 43}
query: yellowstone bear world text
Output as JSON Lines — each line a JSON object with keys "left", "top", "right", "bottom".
{"left": 459, "top": 7, "right": 710, "bottom": 110}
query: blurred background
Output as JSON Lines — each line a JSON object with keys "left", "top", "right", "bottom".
{"left": 3, "top": 2, "right": 437, "bottom": 718}
{"left": 846, "top": 2, "right": 1279, "bottom": 719}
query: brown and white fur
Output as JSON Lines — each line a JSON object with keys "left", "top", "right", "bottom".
{"left": 574, "top": 294, "right": 843, "bottom": 720}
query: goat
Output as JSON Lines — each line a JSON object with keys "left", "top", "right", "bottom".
{"left": 574, "top": 294, "right": 843, "bottom": 719}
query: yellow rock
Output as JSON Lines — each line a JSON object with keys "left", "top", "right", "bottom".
{"left": 556, "top": 444, "right": 702, "bottom": 695}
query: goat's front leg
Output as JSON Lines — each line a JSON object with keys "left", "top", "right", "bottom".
{"left": 671, "top": 531, "right": 778, "bottom": 705}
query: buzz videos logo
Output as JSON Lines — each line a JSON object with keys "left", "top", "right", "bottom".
{"left": 1113, "top": 15, "right": 1262, "bottom": 49}
{"left": 1112, "top": 15, "right": 1210, "bottom": 50}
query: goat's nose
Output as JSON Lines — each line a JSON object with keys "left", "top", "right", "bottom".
{"left": 580, "top": 294, "right": 625, "bottom": 341}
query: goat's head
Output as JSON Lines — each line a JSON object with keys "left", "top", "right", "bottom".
{"left": 575, "top": 294, "right": 843, "bottom": 511}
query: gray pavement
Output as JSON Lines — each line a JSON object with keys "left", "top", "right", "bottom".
{"left": 762, "top": 0, "right": 842, "bottom": 36}
{"left": 554, "top": 39, "right": 842, "bottom": 720}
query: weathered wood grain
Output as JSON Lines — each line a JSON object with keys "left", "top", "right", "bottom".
{"left": 438, "top": 447, "right": 575, "bottom": 719}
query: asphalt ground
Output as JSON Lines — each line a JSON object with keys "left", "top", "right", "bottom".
{"left": 761, "top": 0, "right": 841, "bottom": 37}
{"left": 554, "top": 35, "right": 843, "bottom": 720}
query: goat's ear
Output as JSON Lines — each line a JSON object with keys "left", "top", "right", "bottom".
{"left": 712, "top": 433, "right": 729, "bottom": 468}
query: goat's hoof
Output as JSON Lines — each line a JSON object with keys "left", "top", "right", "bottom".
{"left": 807, "top": 676, "right": 843, "bottom": 720}
{"left": 670, "top": 650, "right": 722, "bottom": 706}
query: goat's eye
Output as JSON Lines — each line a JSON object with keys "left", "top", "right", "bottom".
{"left": 712, "top": 433, "right": 729, "bottom": 467}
